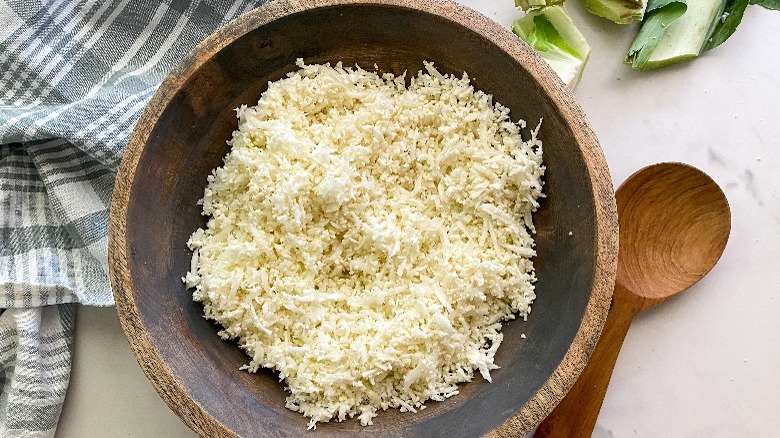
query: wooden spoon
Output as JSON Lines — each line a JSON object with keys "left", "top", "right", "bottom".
{"left": 534, "top": 162, "right": 731, "bottom": 438}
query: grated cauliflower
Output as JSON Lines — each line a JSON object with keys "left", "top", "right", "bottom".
{"left": 184, "top": 60, "right": 544, "bottom": 429}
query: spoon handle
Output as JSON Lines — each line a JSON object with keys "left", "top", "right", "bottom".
{"left": 533, "top": 283, "right": 640, "bottom": 438}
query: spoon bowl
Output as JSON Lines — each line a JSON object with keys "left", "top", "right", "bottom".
{"left": 535, "top": 162, "right": 731, "bottom": 437}
{"left": 617, "top": 163, "right": 731, "bottom": 301}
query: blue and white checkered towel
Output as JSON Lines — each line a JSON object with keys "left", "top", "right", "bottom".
{"left": 0, "top": 1, "right": 267, "bottom": 435}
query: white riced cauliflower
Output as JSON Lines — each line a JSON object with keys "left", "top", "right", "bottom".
{"left": 184, "top": 60, "right": 544, "bottom": 429}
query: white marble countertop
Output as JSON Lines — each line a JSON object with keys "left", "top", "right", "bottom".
{"left": 56, "top": 1, "right": 780, "bottom": 437}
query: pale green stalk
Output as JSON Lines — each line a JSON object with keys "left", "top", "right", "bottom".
{"left": 512, "top": 6, "right": 591, "bottom": 89}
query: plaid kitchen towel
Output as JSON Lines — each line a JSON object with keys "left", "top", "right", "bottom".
{"left": 0, "top": 0, "right": 268, "bottom": 435}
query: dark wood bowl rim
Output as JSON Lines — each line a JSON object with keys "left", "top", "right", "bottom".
{"left": 108, "top": 0, "right": 618, "bottom": 436}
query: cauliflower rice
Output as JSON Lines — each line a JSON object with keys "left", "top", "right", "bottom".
{"left": 184, "top": 60, "right": 544, "bottom": 428}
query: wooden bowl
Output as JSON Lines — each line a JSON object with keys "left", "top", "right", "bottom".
{"left": 109, "top": 1, "right": 618, "bottom": 436}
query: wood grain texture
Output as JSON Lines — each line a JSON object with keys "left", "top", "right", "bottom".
{"left": 108, "top": 1, "right": 618, "bottom": 437}
{"left": 534, "top": 162, "right": 730, "bottom": 438}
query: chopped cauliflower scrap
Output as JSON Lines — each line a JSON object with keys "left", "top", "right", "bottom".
{"left": 184, "top": 60, "right": 544, "bottom": 429}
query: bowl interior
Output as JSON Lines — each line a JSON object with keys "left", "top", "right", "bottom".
{"left": 118, "top": 3, "right": 605, "bottom": 437}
